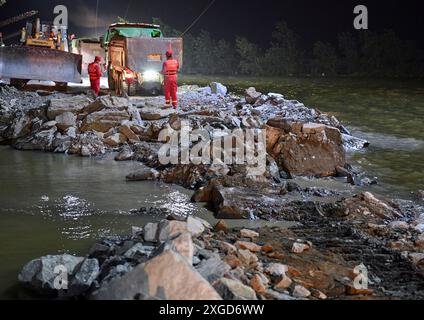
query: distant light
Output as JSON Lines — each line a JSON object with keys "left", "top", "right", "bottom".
{"left": 143, "top": 70, "right": 160, "bottom": 81}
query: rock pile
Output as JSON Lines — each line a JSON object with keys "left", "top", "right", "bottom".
{"left": 17, "top": 217, "right": 326, "bottom": 300}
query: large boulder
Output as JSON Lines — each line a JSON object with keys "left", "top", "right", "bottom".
{"left": 47, "top": 96, "right": 92, "bottom": 120}
{"left": 55, "top": 112, "right": 77, "bottom": 132}
{"left": 80, "top": 110, "right": 130, "bottom": 133}
{"left": 104, "top": 133, "right": 127, "bottom": 147}
{"left": 119, "top": 124, "right": 140, "bottom": 143}
{"left": 10, "top": 114, "right": 32, "bottom": 139}
{"left": 267, "top": 121, "right": 346, "bottom": 177}
{"left": 18, "top": 254, "right": 84, "bottom": 295}
{"left": 13, "top": 126, "right": 57, "bottom": 151}
{"left": 83, "top": 96, "right": 130, "bottom": 114}
{"left": 140, "top": 105, "right": 175, "bottom": 121}
{"left": 91, "top": 250, "right": 222, "bottom": 300}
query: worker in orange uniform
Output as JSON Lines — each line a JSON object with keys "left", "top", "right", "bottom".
{"left": 88, "top": 56, "right": 103, "bottom": 96}
{"left": 162, "top": 50, "right": 180, "bottom": 109}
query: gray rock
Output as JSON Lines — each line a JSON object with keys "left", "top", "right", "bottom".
{"left": 210, "top": 82, "right": 227, "bottom": 96}
{"left": 11, "top": 114, "right": 32, "bottom": 139}
{"left": 143, "top": 223, "right": 159, "bottom": 242}
{"left": 187, "top": 216, "right": 206, "bottom": 238}
{"left": 18, "top": 254, "right": 84, "bottom": 294}
{"left": 47, "top": 95, "right": 92, "bottom": 120}
{"left": 126, "top": 167, "right": 159, "bottom": 181}
{"left": 115, "top": 145, "right": 134, "bottom": 161}
{"left": 124, "top": 243, "right": 155, "bottom": 260}
{"left": 293, "top": 285, "right": 311, "bottom": 298}
{"left": 265, "top": 289, "right": 298, "bottom": 301}
{"left": 214, "top": 278, "right": 257, "bottom": 300}
{"left": 342, "top": 133, "right": 370, "bottom": 151}
{"left": 140, "top": 105, "right": 175, "bottom": 121}
{"left": 68, "top": 258, "right": 99, "bottom": 297}
{"left": 193, "top": 256, "right": 201, "bottom": 266}
{"left": 65, "top": 126, "right": 77, "bottom": 139}
{"left": 131, "top": 226, "right": 143, "bottom": 237}
{"left": 196, "top": 257, "right": 231, "bottom": 283}
{"left": 245, "top": 87, "right": 262, "bottom": 104}
{"left": 83, "top": 96, "right": 130, "bottom": 114}
{"left": 42, "top": 120, "right": 57, "bottom": 129}
{"left": 264, "top": 263, "right": 288, "bottom": 278}
{"left": 88, "top": 243, "right": 112, "bottom": 264}
{"left": 55, "top": 112, "right": 77, "bottom": 131}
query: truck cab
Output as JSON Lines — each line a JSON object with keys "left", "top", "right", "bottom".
{"left": 102, "top": 23, "right": 183, "bottom": 96}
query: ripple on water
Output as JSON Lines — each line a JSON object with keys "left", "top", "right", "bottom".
{"left": 152, "top": 190, "right": 198, "bottom": 217}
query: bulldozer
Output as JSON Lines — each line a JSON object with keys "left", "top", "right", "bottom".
{"left": 0, "top": 15, "right": 82, "bottom": 89}
{"left": 102, "top": 22, "right": 183, "bottom": 96}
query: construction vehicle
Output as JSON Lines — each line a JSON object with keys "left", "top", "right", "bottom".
{"left": 71, "top": 37, "right": 105, "bottom": 77}
{"left": 0, "top": 15, "right": 82, "bottom": 88}
{"left": 102, "top": 22, "right": 183, "bottom": 96}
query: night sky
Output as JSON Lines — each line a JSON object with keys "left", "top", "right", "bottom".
{"left": 1, "top": 0, "right": 424, "bottom": 48}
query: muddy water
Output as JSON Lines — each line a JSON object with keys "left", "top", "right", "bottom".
{"left": 0, "top": 147, "right": 211, "bottom": 298}
{"left": 0, "top": 146, "right": 295, "bottom": 299}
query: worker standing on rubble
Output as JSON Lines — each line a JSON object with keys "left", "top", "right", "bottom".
{"left": 162, "top": 50, "right": 180, "bottom": 109}
{"left": 88, "top": 56, "right": 103, "bottom": 96}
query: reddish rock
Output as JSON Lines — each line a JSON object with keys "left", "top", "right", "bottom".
{"left": 214, "top": 220, "right": 228, "bottom": 233}
{"left": 262, "top": 245, "right": 274, "bottom": 253}
{"left": 235, "top": 241, "right": 262, "bottom": 253}
{"left": 287, "top": 267, "right": 302, "bottom": 278}
{"left": 218, "top": 241, "right": 238, "bottom": 254}
{"left": 345, "top": 285, "right": 374, "bottom": 296}
{"left": 266, "top": 121, "right": 346, "bottom": 177}
{"left": 224, "top": 255, "right": 243, "bottom": 269}
{"left": 250, "top": 274, "right": 267, "bottom": 294}
{"left": 274, "top": 276, "right": 293, "bottom": 291}
{"left": 268, "top": 252, "right": 286, "bottom": 260}
{"left": 240, "top": 229, "right": 259, "bottom": 239}
{"left": 119, "top": 124, "right": 140, "bottom": 143}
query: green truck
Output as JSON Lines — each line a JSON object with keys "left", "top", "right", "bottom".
{"left": 102, "top": 22, "right": 183, "bottom": 96}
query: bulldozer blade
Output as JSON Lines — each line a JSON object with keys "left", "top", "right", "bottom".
{"left": 0, "top": 46, "right": 82, "bottom": 83}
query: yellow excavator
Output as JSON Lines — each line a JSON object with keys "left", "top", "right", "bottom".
{"left": 20, "top": 18, "right": 66, "bottom": 50}
{"left": 0, "top": 14, "right": 82, "bottom": 88}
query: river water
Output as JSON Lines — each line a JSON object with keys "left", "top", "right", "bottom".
{"left": 1, "top": 77, "right": 423, "bottom": 298}
{"left": 0, "top": 148, "right": 219, "bottom": 298}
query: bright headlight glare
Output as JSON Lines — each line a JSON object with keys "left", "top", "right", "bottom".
{"left": 143, "top": 70, "right": 159, "bottom": 81}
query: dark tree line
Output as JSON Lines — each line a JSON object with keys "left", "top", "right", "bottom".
{"left": 153, "top": 18, "right": 424, "bottom": 78}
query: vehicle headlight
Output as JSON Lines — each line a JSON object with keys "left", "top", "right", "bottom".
{"left": 143, "top": 70, "right": 160, "bottom": 81}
